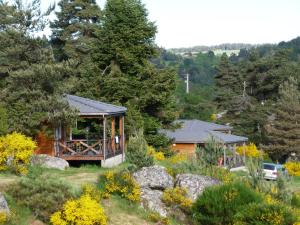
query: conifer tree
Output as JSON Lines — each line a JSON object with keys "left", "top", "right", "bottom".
{"left": 50, "top": 0, "right": 102, "bottom": 62}
{"left": 214, "top": 53, "right": 242, "bottom": 109}
{"left": 264, "top": 76, "right": 300, "bottom": 162}
{"left": 96, "top": 0, "right": 176, "bottom": 148}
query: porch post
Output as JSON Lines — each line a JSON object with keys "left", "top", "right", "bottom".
{"left": 103, "top": 117, "right": 107, "bottom": 160}
{"left": 223, "top": 144, "right": 226, "bottom": 167}
{"left": 243, "top": 142, "right": 246, "bottom": 164}
{"left": 111, "top": 117, "right": 115, "bottom": 154}
{"left": 119, "top": 114, "right": 125, "bottom": 159}
{"left": 233, "top": 144, "right": 237, "bottom": 166}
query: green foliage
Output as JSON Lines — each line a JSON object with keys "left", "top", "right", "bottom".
{"left": 126, "top": 130, "right": 154, "bottom": 169}
{"left": 0, "top": 104, "right": 8, "bottom": 135}
{"left": 7, "top": 176, "right": 76, "bottom": 222}
{"left": 234, "top": 202, "right": 298, "bottom": 225}
{"left": 264, "top": 76, "right": 300, "bottom": 162}
{"left": 197, "top": 138, "right": 224, "bottom": 166}
{"left": 192, "top": 182, "right": 263, "bottom": 225}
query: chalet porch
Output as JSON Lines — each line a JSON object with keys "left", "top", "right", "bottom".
{"left": 53, "top": 95, "right": 127, "bottom": 163}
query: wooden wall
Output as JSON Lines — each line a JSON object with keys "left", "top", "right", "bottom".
{"left": 35, "top": 132, "right": 55, "bottom": 156}
{"left": 171, "top": 143, "right": 196, "bottom": 155}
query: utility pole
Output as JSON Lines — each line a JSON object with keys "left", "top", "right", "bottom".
{"left": 185, "top": 73, "right": 189, "bottom": 94}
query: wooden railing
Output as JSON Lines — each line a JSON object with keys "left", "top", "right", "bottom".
{"left": 57, "top": 139, "right": 122, "bottom": 159}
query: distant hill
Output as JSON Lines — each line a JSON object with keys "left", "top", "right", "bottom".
{"left": 169, "top": 43, "right": 259, "bottom": 56}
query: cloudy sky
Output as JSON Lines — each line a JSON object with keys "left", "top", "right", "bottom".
{"left": 42, "top": 0, "right": 300, "bottom": 48}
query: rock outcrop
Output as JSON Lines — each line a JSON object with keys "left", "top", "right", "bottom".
{"left": 30, "top": 154, "right": 69, "bottom": 170}
{"left": 0, "top": 193, "right": 9, "bottom": 215}
{"left": 133, "top": 166, "right": 174, "bottom": 217}
{"left": 175, "top": 174, "right": 220, "bottom": 201}
{"left": 140, "top": 189, "right": 168, "bottom": 217}
{"left": 133, "top": 165, "right": 174, "bottom": 190}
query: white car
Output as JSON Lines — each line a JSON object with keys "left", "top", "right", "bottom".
{"left": 263, "top": 163, "right": 286, "bottom": 180}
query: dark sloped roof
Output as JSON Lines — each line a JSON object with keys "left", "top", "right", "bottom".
{"left": 209, "top": 131, "right": 248, "bottom": 144}
{"left": 65, "top": 94, "right": 127, "bottom": 116}
{"left": 160, "top": 120, "right": 247, "bottom": 144}
{"left": 176, "top": 119, "right": 232, "bottom": 131}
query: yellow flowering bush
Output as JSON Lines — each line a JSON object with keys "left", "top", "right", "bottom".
{"left": 82, "top": 183, "right": 103, "bottom": 202}
{"left": 147, "top": 146, "right": 165, "bottom": 161}
{"left": 100, "top": 171, "right": 141, "bottom": 202}
{"left": 166, "top": 153, "right": 187, "bottom": 164}
{"left": 285, "top": 162, "right": 300, "bottom": 176}
{"left": 0, "top": 132, "right": 36, "bottom": 175}
{"left": 210, "top": 113, "right": 217, "bottom": 121}
{"left": 236, "top": 143, "right": 263, "bottom": 158}
{"left": 0, "top": 212, "right": 7, "bottom": 224}
{"left": 162, "top": 187, "right": 192, "bottom": 213}
{"left": 148, "top": 212, "right": 170, "bottom": 225}
{"left": 50, "top": 195, "right": 107, "bottom": 225}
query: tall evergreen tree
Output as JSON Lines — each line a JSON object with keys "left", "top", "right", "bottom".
{"left": 50, "top": 0, "right": 102, "bottom": 62}
{"left": 214, "top": 53, "right": 242, "bottom": 109}
{"left": 95, "top": 0, "right": 176, "bottom": 148}
{"left": 50, "top": 0, "right": 103, "bottom": 99}
{"left": 264, "top": 76, "right": 300, "bottom": 162}
{"left": 0, "top": 0, "right": 76, "bottom": 136}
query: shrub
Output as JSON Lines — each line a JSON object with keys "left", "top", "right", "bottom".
{"left": 8, "top": 176, "right": 75, "bottom": 222}
{"left": 148, "top": 212, "right": 170, "bottom": 225}
{"left": 126, "top": 130, "right": 154, "bottom": 169}
{"left": 192, "top": 182, "right": 263, "bottom": 225}
{"left": 291, "top": 192, "right": 300, "bottom": 208}
{"left": 162, "top": 187, "right": 192, "bottom": 213}
{"left": 0, "top": 212, "right": 7, "bottom": 224}
{"left": 285, "top": 161, "right": 300, "bottom": 176}
{"left": 50, "top": 195, "right": 107, "bottom": 225}
{"left": 147, "top": 146, "right": 165, "bottom": 161}
{"left": 100, "top": 171, "right": 141, "bottom": 202}
{"left": 81, "top": 183, "right": 103, "bottom": 202}
{"left": 0, "top": 132, "right": 36, "bottom": 175}
{"left": 197, "top": 138, "right": 223, "bottom": 166}
{"left": 234, "top": 202, "right": 298, "bottom": 225}
{"left": 236, "top": 143, "right": 263, "bottom": 158}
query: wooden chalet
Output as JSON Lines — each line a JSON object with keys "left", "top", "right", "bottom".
{"left": 38, "top": 94, "right": 127, "bottom": 166}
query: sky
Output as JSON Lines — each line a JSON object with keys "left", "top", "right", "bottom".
{"left": 41, "top": 0, "right": 300, "bottom": 49}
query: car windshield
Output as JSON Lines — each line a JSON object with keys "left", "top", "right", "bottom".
{"left": 263, "top": 164, "right": 275, "bottom": 170}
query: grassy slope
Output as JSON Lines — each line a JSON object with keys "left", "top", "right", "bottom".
{"left": 0, "top": 164, "right": 181, "bottom": 225}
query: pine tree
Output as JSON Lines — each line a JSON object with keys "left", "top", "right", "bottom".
{"left": 214, "top": 53, "right": 242, "bottom": 109}
{"left": 96, "top": 0, "right": 157, "bottom": 74}
{"left": 50, "top": 0, "right": 102, "bottom": 62}
{"left": 264, "top": 76, "right": 300, "bottom": 162}
{"left": 96, "top": 0, "right": 176, "bottom": 148}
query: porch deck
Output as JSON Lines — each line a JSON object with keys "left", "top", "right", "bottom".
{"left": 57, "top": 139, "right": 123, "bottom": 161}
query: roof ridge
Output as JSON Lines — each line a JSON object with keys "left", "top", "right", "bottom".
{"left": 67, "top": 94, "right": 126, "bottom": 112}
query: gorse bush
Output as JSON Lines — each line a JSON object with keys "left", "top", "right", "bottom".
{"left": 147, "top": 146, "right": 165, "bottom": 161}
{"left": 81, "top": 183, "right": 103, "bottom": 202}
{"left": 162, "top": 187, "right": 192, "bottom": 213}
{"left": 8, "top": 176, "right": 75, "bottom": 222}
{"left": 0, "top": 212, "right": 7, "bottom": 224}
{"left": 0, "top": 132, "right": 36, "bottom": 175}
{"left": 192, "top": 182, "right": 263, "bottom": 225}
{"left": 126, "top": 130, "right": 154, "bottom": 169}
{"left": 99, "top": 171, "right": 141, "bottom": 202}
{"left": 236, "top": 143, "right": 263, "bottom": 158}
{"left": 50, "top": 195, "right": 107, "bottom": 225}
{"left": 234, "top": 202, "right": 298, "bottom": 225}
{"left": 285, "top": 161, "right": 300, "bottom": 176}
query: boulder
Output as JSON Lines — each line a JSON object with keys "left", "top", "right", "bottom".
{"left": 175, "top": 174, "right": 220, "bottom": 201}
{"left": 140, "top": 188, "right": 168, "bottom": 217}
{"left": 30, "top": 154, "right": 69, "bottom": 170}
{"left": 0, "top": 193, "right": 9, "bottom": 215}
{"left": 133, "top": 166, "right": 174, "bottom": 190}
